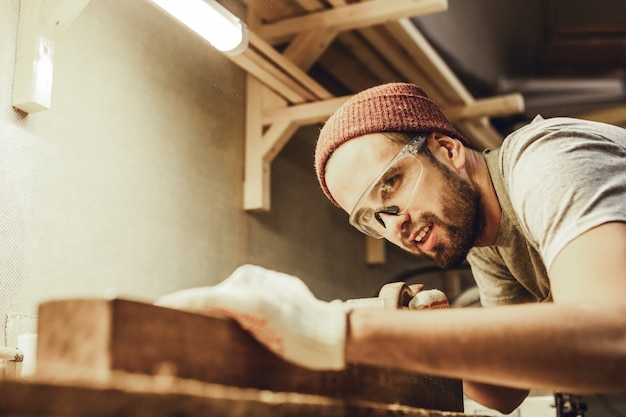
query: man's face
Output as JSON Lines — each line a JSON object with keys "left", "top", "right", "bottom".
{"left": 325, "top": 133, "right": 482, "bottom": 269}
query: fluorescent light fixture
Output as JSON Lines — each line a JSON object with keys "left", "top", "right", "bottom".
{"left": 150, "top": 0, "right": 248, "bottom": 56}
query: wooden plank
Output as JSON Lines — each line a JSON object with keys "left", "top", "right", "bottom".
{"left": 35, "top": 298, "right": 464, "bottom": 412}
{"left": 248, "top": 31, "right": 333, "bottom": 100}
{"left": 259, "top": 0, "right": 449, "bottom": 44}
{"left": 260, "top": 121, "right": 301, "bottom": 163}
{"left": 283, "top": 28, "right": 339, "bottom": 71}
{"left": 260, "top": 93, "right": 521, "bottom": 144}
{"left": 317, "top": 45, "right": 386, "bottom": 92}
{"left": 443, "top": 94, "right": 525, "bottom": 120}
{"left": 292, "top": 0, "right": 326, "bottom": 12}
{"left": 240, "top": 0, "right": 296, "bottom": 23}
{"left": 358, "top": 26, "right": 448, "bottom": 105}
{"left": 0, "top": 378, "right": 479, "bottom": 417}
{"left": 230, "top": 50, "right": 309, "bottom": 104}
{"left": 335, "top": 31, "right": 405, "bottom": 83}
{"left": 385, "top": 19, "right": 474, "bottom": 106}
{"left": 244, "top": 75, "right": 270, "bottom": 211}
{"left": 262, "top": 96, "right": 350, "bottom": 126}
{"left": 280, "top": 0, "right": 339, "bottom": 72}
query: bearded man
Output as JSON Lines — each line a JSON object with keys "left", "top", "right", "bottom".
{"left": 159, "top": 83, "right": 626, "bottom": 414}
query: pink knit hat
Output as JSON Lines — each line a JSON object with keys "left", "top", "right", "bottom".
{"left": 315, "top": 83, "right": 466, "bottom": 206}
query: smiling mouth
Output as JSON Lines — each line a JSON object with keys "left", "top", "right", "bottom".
{"left": 414, "top": 222, "right": 433, "bottom": 244}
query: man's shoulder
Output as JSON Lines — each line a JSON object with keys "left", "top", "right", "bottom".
{"left": 501, "top": 116, "right": 626, "bottom": 157}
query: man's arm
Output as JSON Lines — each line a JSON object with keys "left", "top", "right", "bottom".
{"left": 346, "top": 222, "right": 626, "bottom": 412}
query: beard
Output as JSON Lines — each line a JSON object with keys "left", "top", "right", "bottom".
{"left": 401, "top": 159, "right": 483, "bottom": 269}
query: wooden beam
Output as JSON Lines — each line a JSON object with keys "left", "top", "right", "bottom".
{"left": 262, "top": 96, "right": 350, "bottom": 126}
{"left": 261, "top": 93, "right": 523, "bottom": 139}
{"left": 240, "top": 0, "right": 295, "bottom": 23}
{"left": 260, "top": 121, "right": 301, "bottom": 163}
{"left": 0, "top": 378, "right": 474, "bottom": 417}
{"left": 444, "top": 93, "right": 525, "bottom": 120}
{"left": 34, "top": 298, "right": 464, "bottom": 412}
{"left": 231, "top": 49, "right": 311, "bottom": 104}
{"left": 386, "top": 19, "right": 473, "bottom": 105}
{"left": 317, "top": 45, "right": 386, "bottom": 92}
{"left": 248, "top": 31, "right": 333, "bottom": 100}
{"left": 333, "top": 31, "right": 405, "bottom": 83}
{"left": 283, "top": 28, "right": 339, "bottom": 71}
{"left": 244, "top": 75, "right": 270, "bottom": 211}
{"left": 259, "top": 0, "right": 449, "bottom": 44}
{"left": 239, "top": 0, "right": 521, "bottom": 219}
{"left": 227, "top": 30, "right": 334, "bottom": 106}
{"left": 279, "top": 0, "right": 342, "bottom": 72}
{"left": 358, "top": 26, "right": 448, "bottom": 105}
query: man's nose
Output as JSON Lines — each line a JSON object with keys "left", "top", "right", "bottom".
{"left": 380, "top": 210, "right": 410, "bottom": 236}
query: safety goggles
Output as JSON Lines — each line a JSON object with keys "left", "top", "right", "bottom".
{"left": 348, "top": 134, "right": 427, "bottom": 239}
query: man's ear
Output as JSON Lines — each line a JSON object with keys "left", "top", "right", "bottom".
{"left": 427, "top": 132, "right": 466, "bottom": 170}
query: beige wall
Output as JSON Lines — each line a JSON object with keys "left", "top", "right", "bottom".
{"left": 0, "top": 0, "right": 436, "bottom": 345}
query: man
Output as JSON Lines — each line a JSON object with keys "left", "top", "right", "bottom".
{"left": 159, "top": 83, "right": 626, "bottom": 413}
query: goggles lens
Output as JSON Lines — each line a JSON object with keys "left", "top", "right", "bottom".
{"left": 348, "top": 135, "right": 426, "bottom": 238}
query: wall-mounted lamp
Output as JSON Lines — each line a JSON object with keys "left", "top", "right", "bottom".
{"left": 150, "top": 0, "right": 248, "bottom": 56}
{"left": 12, "top": 0, "right": 91, "bottom": 113}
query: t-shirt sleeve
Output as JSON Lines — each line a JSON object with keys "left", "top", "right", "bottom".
{"left": 500, "top": 117, "right": 626, "bottom": 271}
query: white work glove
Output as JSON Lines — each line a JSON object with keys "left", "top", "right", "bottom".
{"left": 408, "top": 289, "right": 450, "bottom": 310}
{"left": 155, "top": 264, "right": 347, "bottom": 370}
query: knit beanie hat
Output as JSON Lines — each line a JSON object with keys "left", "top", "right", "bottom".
{"left": 315, "top": 82, "right": 466, "bottom": 206}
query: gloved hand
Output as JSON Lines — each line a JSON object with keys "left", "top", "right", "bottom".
{"left": 155, "top": 264, "right": 347, "bottom": 370}
{"left": 409, "top": 289, "right": 450, "bottom": 310}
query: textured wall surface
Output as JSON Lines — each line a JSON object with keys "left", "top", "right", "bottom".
{"left": 0, "top": 0, "right": 435, "bottom": 347}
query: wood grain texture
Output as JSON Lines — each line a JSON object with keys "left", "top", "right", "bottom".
{"left": 0, "top": 377, "right": 483, "bottom": 417}
{"left": 36, "top": 298, "right": 463, "bottom": 412}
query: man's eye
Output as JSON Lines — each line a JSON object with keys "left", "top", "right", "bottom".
{"left": 383, "top": 176, "right": 397, "bottom": 189}
{"left": 381, "top": 173, "right": 402, "bottom": 198}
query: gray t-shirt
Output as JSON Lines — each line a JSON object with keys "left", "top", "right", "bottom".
{"left": 468, "top": 116, "right": 626, "bottom": 307}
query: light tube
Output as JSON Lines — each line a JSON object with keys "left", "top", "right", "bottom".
{"left": 150, "top": 0, "right": 248, "bottom": 56}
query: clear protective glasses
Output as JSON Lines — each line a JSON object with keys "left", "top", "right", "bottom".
{"left": 348, "top": 134, "right": 427, "bottom": 239}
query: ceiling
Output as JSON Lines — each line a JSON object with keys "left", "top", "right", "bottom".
{"left": 413, "top": 0, "right": 626, "bottom": 130}
{"left": 222, "top": 0, "right": 625, "bottom": 212}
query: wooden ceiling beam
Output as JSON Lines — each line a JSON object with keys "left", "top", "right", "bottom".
{"left": 358, "top": 26, "right": 448, "bottom": 104}
{"left": 445, "top": 93, "right": 524, "bottom": 120}
{"left": 231, "top": 49, "right": 313, "bottom": 103}
{"left": 262, "top": 93, "right": 524, "bottom": 127}
{"left": 385, "top": 19, "right": 474, "bottom": 106}
{"left": 241, "top": 0, "right": 523, "bottom": 215}
{"left": 263, "top": 96, "right": 351, "bottom": 126}
{"left": 282, "top": 29, "right": 339, "bottom": 71}
{"left": 317, "top": 46, "right": 386, "bottom": 92}
{"left": 245, "top": 31, "right": 333, "bottom": 101}
{"left": 333, "top": 31, "right": 405, "bottom": 83}
{"left": 258, "top": 0, "right": 449, "bottom": 45}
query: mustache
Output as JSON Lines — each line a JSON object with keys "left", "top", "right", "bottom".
{"left": 401, "top": 212, "right": 442, "bottom": 239}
